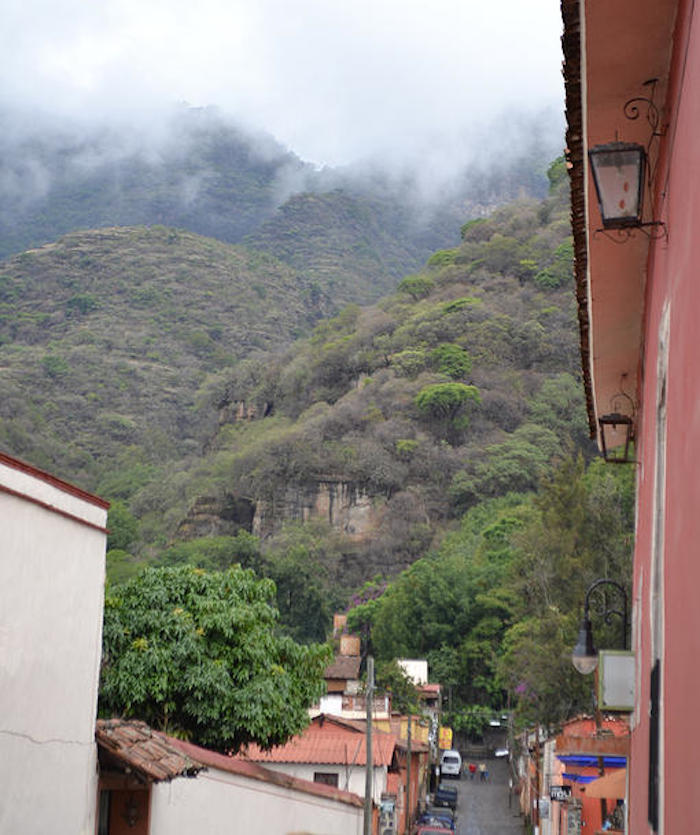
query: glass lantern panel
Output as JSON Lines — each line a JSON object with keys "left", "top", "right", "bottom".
{"left": 590, "top": 146, "right": 645, "bottom": 227}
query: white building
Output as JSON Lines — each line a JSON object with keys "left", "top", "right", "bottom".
{"left": 0, "top": 452, "right": 109, "bottom": 835}
{"left": 97, "top": 718, "right": 365, "bottom": 835}
{"left": 397, "top": 659, "right": 429, "bottom": 686}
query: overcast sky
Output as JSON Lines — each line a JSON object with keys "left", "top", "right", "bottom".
{"left": 2, "top": 0, "right": 565, "bottom": 168}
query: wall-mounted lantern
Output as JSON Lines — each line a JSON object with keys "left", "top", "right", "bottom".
{"left": 598, "top": 411, "right": 635, "bottom": 463}
{"left": 588, "top": 79, "right": 666, "bottom": 240}
{"left": 572, "top": 579, "right": 628, "bottom": 675}
{"left": 589, "top": 142, "right": 646, "bottom": 229}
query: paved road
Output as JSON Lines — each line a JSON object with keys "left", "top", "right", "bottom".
{"left": 451, "top": 759, "right": 526, "bottom": 835}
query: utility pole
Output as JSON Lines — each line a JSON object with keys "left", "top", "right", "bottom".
{"left": 405, "top": 714, "right": 412, "bottom": 835}
{"left": 364, "top": 655, "right": 374, "bottom": 835}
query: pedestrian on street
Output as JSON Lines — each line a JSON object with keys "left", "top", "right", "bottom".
{"left": 478, "top": 762, "right": 487, "bottom": 782}
{"left": 468, "top": 762, "right": 477, "bottom": 780}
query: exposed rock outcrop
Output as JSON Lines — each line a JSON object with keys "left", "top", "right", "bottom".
{"left": 177, "top": 493, "right": 256, "bottom": 540}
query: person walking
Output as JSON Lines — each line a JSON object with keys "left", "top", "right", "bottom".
{"left": 468, "top": 762, "right": 477, "bottom": 780}
{"left": 478, "top": 762, "right": 487, "bottom": 782}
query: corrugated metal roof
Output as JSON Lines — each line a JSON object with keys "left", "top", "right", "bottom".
{"left": 96, "top": 719, "right": 203, "bottom": 782}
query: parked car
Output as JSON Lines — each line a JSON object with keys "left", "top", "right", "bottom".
{"left": 416, "top": 806, "right": 456, "bottom": 830}
{"left": 423, "top": 806, "right": 456, "bottom": 824}
{"left": 440, "top": 749, "right": 462, "bottom": 778}
{"left": 414, "top": 820, "right": 451, "bottom": 832}
{"left": 433, "top": 782, "right": 458, "bottom": 811}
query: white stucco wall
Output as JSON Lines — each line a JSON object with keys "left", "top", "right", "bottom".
{"left": 0, "top": 457, "right": 107, "bottom": 835}
{"left": 398, "top": 659, "right": 428, "bottom": 686}
{"left": 150, "top": 767, "right": 364, "bottom": 835}
{"left": 255, "top": 762, "right": 387, "bottom": 805}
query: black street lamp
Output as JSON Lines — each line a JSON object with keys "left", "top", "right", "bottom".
{"left": 572, "top": 579, "right": 629, "bottom": 675}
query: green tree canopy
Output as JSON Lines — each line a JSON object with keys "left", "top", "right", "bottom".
{"left": 415, "top": 382, "right": 480, "bottom": 420}
{"left": 99, "top": 565, "right": 332, "bottom": 751}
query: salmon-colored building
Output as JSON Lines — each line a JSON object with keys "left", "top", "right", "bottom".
{"left": 552, "top": 717, "right": 629, "bottom": 835}
{"left": 562, "top": 0, "right": 700, "bottom": 832}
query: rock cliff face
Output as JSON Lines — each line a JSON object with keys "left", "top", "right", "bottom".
{"left": 252, "top": 480, "right": 378, "bottom": 540}
{"left": 177, "top": 479, "right": 381, "bottom": 542}
{"left": 177, "top": 494, "right": 256, "bottom": 540}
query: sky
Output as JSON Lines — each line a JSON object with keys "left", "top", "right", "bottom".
{"left": 2, "top": 0, "right": 565, "bottom": 168}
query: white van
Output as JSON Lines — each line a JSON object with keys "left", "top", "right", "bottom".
{"left": 440, "top": 749, "right": 462, "bottom": 778}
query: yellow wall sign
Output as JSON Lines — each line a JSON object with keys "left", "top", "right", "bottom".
{"left": 439, "top": 726, "right": 453, "bottom": 749}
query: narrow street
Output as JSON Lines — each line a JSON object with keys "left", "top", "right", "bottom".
{"left": 451, "top": 759, "right": 525, "bottom": 835}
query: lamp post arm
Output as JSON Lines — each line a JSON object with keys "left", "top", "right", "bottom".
{"left": 583, "top": 578, "right": 628, "bottom": 651}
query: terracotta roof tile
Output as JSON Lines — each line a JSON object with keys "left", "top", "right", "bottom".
{"left": 561, "top": 0, "right": 596, "bottom": 436}
{"left": 96, "top": 719, "right": 203, "bottom": 782}
{"left": 239, "top": 716, "right": 395, "bottom": 767}
{"left": 325, "top": 655, "right": 362, "bottom": 680}
{"left": 170, "top": 738, "right": 364, "bottom": 808}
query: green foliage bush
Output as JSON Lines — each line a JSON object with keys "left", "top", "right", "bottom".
{"left": 41, "top": 353, "right": 70, "bottom": 378}
{"left": 66, "top": 293, "right": 99, "bottom": 316}
{"left": 100, "top": 565, "right": 332, "bottom": 751}
{"left": 397, "top": 273, "right": 435, "bottom": 300}
{"left": 107, "top": 500, "right": 139, "bottom": 552}
{"left": 390, "top": 348, "right": 427, "bottom": 377}
{"left": 415, "top": 382, "right": 480, "bottom": 420}
{"left": 426, "top": 249, "right": 458, "bottom": 269}
{"left": 429, "top": 343, "right": 472, "bottom": 379}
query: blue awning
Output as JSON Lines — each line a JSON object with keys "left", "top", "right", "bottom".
{"left": 562, "top": 773, "right": 598, "bottom": 784}
{"left": 557, "top": 755, "right": 627, "bottom": 768}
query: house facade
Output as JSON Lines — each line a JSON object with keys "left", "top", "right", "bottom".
{"left": 239, "top": 713, "right": 428, "bottom": 834}
{"left": 562, "top": 1, "right": 700, "bottom": 832}
{"left": 0, "top": 452, "right": 108, "bottom": 835}
{"left": 97, "top": 719, "right": 365, "bottom": 835}
{"left": 239, "top": 714, "right": 395, "bottom": 805}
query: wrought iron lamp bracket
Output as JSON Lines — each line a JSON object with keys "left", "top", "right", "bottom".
{"left": 594, "top": 221, "right": 667, "bottom": 243}
{"left": 584, "top": 578, "right": 629, "bottom": 651}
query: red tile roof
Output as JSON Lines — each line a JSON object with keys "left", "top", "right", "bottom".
{"left": 170, "top": 738, "right": 364, "bottom": 808}
{"left": 96, "top": 719, "right": 203, "bottom": 782}
{"left": 239, "top": 715, "right": 395, "bottom": 767}
{"left": 97, "top": 719, "right": 364, "bottom": 808}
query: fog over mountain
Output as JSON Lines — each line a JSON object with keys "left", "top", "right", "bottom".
{"left": 2, "top": 0, "right": 564, "bottom": 165}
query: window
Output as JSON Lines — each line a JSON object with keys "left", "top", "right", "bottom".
{"left": 314, "top": 772, "right": 339, "bottom": 787}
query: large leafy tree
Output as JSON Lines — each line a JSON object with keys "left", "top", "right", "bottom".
{"left": 99, "top": 565, "right": 332, "bottom": 751}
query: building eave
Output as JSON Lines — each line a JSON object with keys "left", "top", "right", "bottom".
{"left": 562, "top": 0, "right": 679, "bottom": 445}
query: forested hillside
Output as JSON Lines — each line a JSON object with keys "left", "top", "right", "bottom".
{"left": 94, "top": 160, "right": 602, "bottom": 627}
{"left": 0, "top": 145, "right": 634, "bottom": 729}
{"left": 0, "top": 106, "right": 556, "bottom": 306}
{"left": 0, "top": 226, "right": 328, "bottom": 482}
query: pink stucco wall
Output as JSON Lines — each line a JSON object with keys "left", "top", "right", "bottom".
{"left": 630, "top": 1, "right": 700, "bottom": 831}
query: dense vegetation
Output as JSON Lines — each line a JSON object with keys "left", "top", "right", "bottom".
{"left": 0, "top": 226, "right": 328, "bottom": 484}
{"left": 100, "top": 564, "right": 331, "bottom": 750}
{"left": 0, "top": 138, "right": 633, "bottom": 736}
{"left": 107, "top": 158, "right": 590, "bottom": 587}
{"left": 348, "top": 455, "right": 634, "bottom": 731}
{"left": 0, "top": 105, "right": 560, "bottom": 307}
